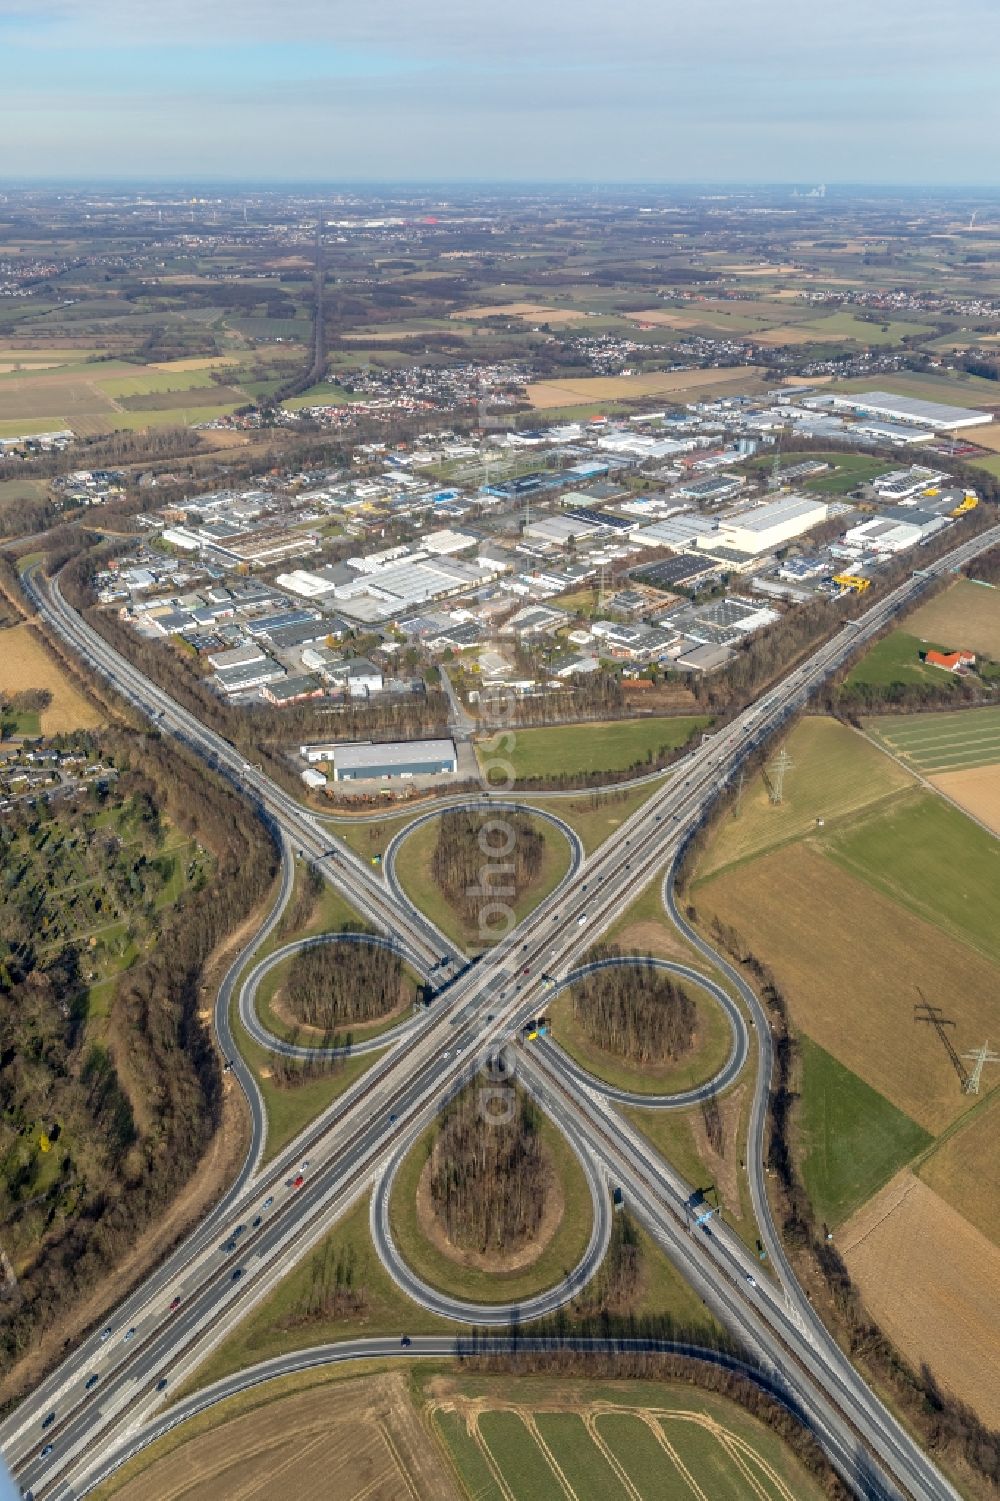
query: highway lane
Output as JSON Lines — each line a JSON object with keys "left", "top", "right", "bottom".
{"left": 10, "top": 521, "right": 999, "bottom": 1498}
{"left": 538, "top": 955, "right": 748, "bottom": 1108}
{"left": 77, "top": 1333, "right": 838, "bottom": 1499}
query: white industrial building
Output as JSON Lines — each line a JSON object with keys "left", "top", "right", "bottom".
{"left": 829, "top": 390, "right": 992, "bottom": 432}
{"left": 697, "top": 495, "right": 829, "bottom": 556}
{"left": 331, "top": 738, "right": 458, "bottom": 782}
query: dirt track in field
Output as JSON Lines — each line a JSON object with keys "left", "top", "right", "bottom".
{"left": 840, "top": 1171, "right": 1000, "bottom": 1427}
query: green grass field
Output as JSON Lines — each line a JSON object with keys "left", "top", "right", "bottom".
{"left": 432, "top": 1373, "right": 828, "bottom": 1501}
{"left": 866, "top": 706, "right": 1000, "bottom": 773}
{"left": 184, "top": 1193, "right": 457, "bottom": 1393}
{"left": 796, "top": 1037, "right": 931, "bottom": 1227}
{"left": 800, "top": 455, "right": 890, "bottom": 494}
{"left": 477, "top": 716, "right": 709, "bottom": 784}
{"left": 842, "top": 630, "right": 955, "bottom": 692}
{"left": 823, "top": 791, "right": 1000, "bottom": 966}
{"left": 522, "top": 778, "right": 666, "bottom": 855}
{"left": 694, "top": 716, "right": 914, "bottom": 881}
{"left": 799, "top": 311, "right": 932, "bottom": 345}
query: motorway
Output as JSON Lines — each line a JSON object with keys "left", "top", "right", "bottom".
{"left": 6, "top": 521, "right": 999, "bottom": 1500}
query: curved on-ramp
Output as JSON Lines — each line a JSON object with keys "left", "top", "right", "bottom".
{"left": 540, "top": 954, "right": 749, "bottom": 1109}
{"left": 370, "top": 1083, "right": 612, "bottom": 1328}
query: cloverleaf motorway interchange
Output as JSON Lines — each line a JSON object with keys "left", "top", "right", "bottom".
{"left": 6, "top": 520, "right": 999, "bottom": 1501}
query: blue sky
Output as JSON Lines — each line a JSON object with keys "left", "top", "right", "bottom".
{"left": 3, "top": 0, "right": 999, "bottom": 183}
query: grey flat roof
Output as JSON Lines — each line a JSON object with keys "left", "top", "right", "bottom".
{"left": 333, "top": 738, "right": 457, "bottom": 770}
{"left": 832, "top": 389, "right": 992, "bottom": 430}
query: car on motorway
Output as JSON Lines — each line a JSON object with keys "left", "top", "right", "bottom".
{"left": 301, "top": 1160, "right": 310, "bottom": 1170}
{"left": 40, "top": 1444, "right": 53, "bottom": 1459}
{"left": 746, "top": 1274, "right": 757, "bottom": 1288}
{"left": 577, "top": 914, "right": 588, "bottom": 926}
{"left": 232, "top": 1269, "right": 244, "bottom": 1282}
{"left": 99, "top": 1326, "right": 112, "bottom": 1342}
{"left": 85, "top": 1374, "right": 99, "bottom": 1390}
{"left": 263, "top": 1197, "right": 273, "bottom": 1210}
{"left": 169, "top": 1296, "right": 181, "bottom": 1311}
{"left": 233, "top": 1224, "right": 245, "bottom": 1237}
{"left": 123, "top": 1327, "right": 136, "bottom": 1343}
{"left": 400, "top": 1334, "right": 411, "bottom": 1347}
{"left": 389, "top": 1113, "right": 398, "bottom": 1124}
{"left": 292, "top": 1174, "right": 304, "bottom": 1189}
{"left": 252, "top": 1215, "right": 262, "bottom": 1228}
{"left": 156, "top": 1378, "right": 169, "bottom": 1392}
{"left": 41, "top": 1412, "right": 56, "bottom": 1429}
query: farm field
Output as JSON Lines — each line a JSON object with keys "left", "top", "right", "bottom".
{"left": 828, "top": 370, "right": 1000, "bottom": 409}
{"left": 917, "top": 1090, "right": 1000, "bottom": 1247}
{"left": 865, "top": 705, "right": 1000, "bottom": 774}
{"left": 694, "top": 716, "right": 914, "bottom": 880}
{"left": 0, "top": 352, "right": 256, "bottom": 436}
{"left": 430, "top": 1373, "right": 828, "bottom": 1501}
{"left": 526, "top": 367, "right": 764, "bottom": 409}
{"left": 0, "top": 622, "right": 102, "bottom": 731}
{"left": 796, "top": 1037, "right": 931, "bottom": 1227}
{"left": 694, "top": 841, "right": 997, "bottom": 1133}
{"left": 477, "top": 714, "right": 709, "bottom": 784}
{"left": 929, "top": 763, "right": 1000, "bottom": 835}
{"left": 823, "top": 792, "right": 1000, "bottom": 966}
{"left": 457, "top": 302, "right": 591, "bottom": 324}
{"left": 839, "top": 1172, "right": 1000, "bottom": 1427}
{"left": 902, "top": 577, "right": 1000, "bottom": 659}
{"left": 98, "top": 1371, "right": 462, "bottom": 1501}
{"left": 795, "top": 311, "right": 932, "bottom": 345}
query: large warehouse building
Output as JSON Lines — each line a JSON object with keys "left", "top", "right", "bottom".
{"left": 331, "top": 738, "right": 458, "bottom": 783}
{"left": 829, "top": 390, "right": 993, "bottom": 432}
{"left": 697, "top": 494, "right": 829, "bottom": 556}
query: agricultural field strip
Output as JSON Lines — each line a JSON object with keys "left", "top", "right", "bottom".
{"left": 446, "top": 1401, "right": 800, "bottom": 1501}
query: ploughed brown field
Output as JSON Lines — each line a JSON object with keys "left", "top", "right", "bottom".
{"left": 840, "top": 1172, "right": 1000, "bottom": 1427}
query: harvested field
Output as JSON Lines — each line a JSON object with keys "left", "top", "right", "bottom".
{"left": 695, "top": 717, "right": 914, "bottom": 880}
{"left": 0, "top": 623, "right": 102, "bottom": 732}
{"left": 968, "top": 420, "right": 1000, "bottom": 452}
{"left": 742, "top": 325, "right": 821, "bottom": 345}
{"left": 839, "top": 1172, "right": 1000, "bottom": 1427}
{"left": 457, "top": 302, "right": 590, "bottom": 324}
{"left": 696, "top": 843, "right": 998, "bottom": 1133}
{"left": 929, "top": 764, "right": 1000, "bottom": 834}
{"left": 100, "top": 1371, "right": 462, "bottom": 1501}
{"left": 526, "top": 367, "right": 763, "bottom": 409}
{"left": 866, "top": 705, "right": 1000, "bottom": 774}
{"left": 902, "top": 577, "right": 1000, "bottom": 659}
{"left": 918, "top": 1090, "right": 1000, "bottom": 1247}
